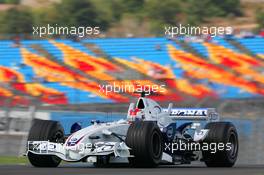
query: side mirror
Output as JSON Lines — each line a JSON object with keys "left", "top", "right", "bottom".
{"left": 102, "top": 129, "right": 112, "bottom": 136}
{"left": 167, "top": 103, "right": 173, "bottom": 114}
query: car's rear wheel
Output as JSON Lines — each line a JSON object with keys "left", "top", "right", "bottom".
{"left": 125, "top": 121, "right": 163, "bottom": 167}
{"left": 202, "top": 122, "right": 238, "bottom": 167}
{"left": 27, "top": 119, "right": 64, "bottom": 167}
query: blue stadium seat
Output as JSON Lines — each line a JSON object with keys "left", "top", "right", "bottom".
{"left": 1, "top": 36, "right": 263, "bottom": 102}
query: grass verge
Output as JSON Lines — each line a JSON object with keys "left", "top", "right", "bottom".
{"left": 0, "top": 156, "right": 28, "bottom": 165}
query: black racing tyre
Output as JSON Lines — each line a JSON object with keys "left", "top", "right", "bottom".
{"left": 202, "top": 122, "right": 239, "bottom": 167}
{"left": 125, "top": 121, "right": 163, "bottom": 167}
{"left": 27, "top": 119, "right": 65, "bottom": 167}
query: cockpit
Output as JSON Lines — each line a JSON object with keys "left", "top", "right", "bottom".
{"left": 136, "top": 97, "right": 162, "bottom": 114}
{"left": 128, "top": 96, "right": 164, "bottom": 122}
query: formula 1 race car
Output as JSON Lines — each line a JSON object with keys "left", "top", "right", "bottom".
{"left": 26, "top": 92, "right": 238, "bottom": 168}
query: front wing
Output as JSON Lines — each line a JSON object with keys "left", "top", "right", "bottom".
{"left": 27, "top": 141, "right": 131, "bottom": 162}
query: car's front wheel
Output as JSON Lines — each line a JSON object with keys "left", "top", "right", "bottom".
{"left": 125, "top": 121, "right": 163, "bottom": 167}
{"left": 27, "top": 119, "right": 65, "bottom": 167}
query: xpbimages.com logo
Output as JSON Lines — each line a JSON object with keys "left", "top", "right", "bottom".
{"left": 164, "top": 140, "right": 232, "bottom": 154}
{"left": 32, "top": 24, "right": 100, "bottom": 37}
{"left": 98, "top": 82, "right": 166, "bottom": 95}
{"left": 165, "top": 24, "right": 233, "bottom": 38}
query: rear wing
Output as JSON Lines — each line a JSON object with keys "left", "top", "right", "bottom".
{"left": 163, "top": 108, "right": 219, "bottom": 121}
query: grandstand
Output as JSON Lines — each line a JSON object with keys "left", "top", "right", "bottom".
{"left": 0, "top": 36, "right": 264, "bottom": 106}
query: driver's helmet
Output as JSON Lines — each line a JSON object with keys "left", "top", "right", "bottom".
{"left": 128, "top": 108, "right": 145, "bottom": 121}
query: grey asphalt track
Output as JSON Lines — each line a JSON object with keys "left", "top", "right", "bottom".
{"left": 0, "top": 164, "right": 263, "bottom": 175}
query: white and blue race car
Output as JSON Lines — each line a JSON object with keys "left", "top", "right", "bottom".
{"left": 26, "top": 93, "right": 238, "bottom": 167}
